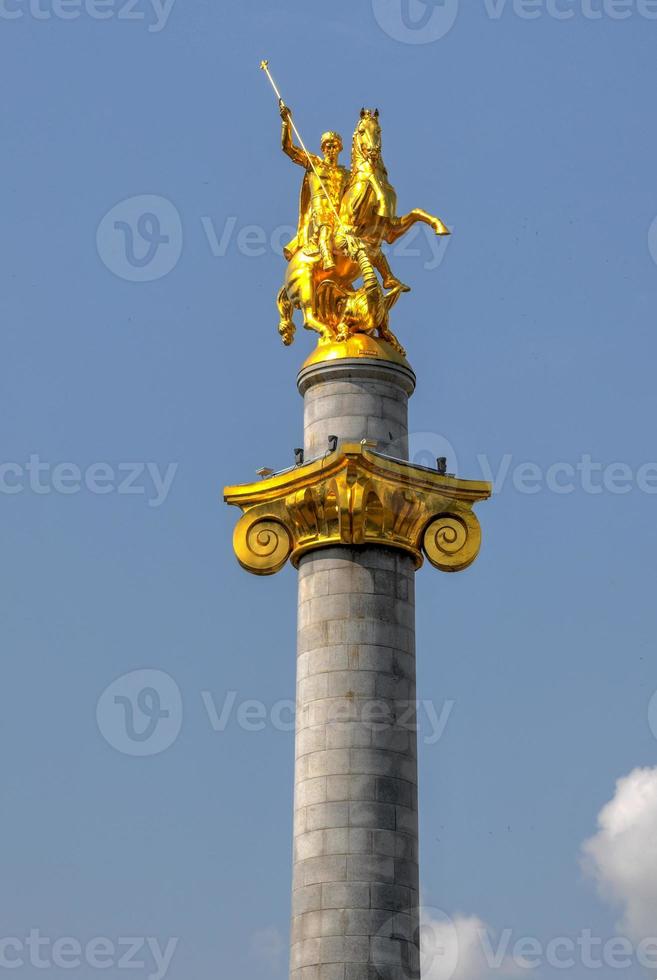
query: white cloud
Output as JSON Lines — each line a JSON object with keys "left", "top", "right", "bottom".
{"left": 582, "top": 766, "right": 657, "bottom": 942}
{"left": 421, "top": 911, "right": 527, "bottom": 980}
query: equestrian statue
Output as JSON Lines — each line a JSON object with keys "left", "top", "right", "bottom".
{"left": 260, "top": 61, "right": 451, "bottom": 360}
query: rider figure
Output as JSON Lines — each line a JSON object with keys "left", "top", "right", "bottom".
{"left": 280, "top": 101, "right": 349, "bottom": 271}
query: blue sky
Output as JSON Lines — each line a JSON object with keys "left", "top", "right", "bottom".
{"left": 2, "top": 1, "right": 657, "bottom": 977}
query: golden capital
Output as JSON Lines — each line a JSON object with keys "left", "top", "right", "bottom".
{"left": 224, "top": 443, "right": 490, "bottom": 576}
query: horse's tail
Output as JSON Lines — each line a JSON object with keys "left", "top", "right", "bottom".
{"left": 277, "top": 286, "right": 296, "bottom": 347}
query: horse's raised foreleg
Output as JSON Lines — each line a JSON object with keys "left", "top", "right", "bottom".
{"left": 385, "top": 208, "right": 450, "bottom": 245}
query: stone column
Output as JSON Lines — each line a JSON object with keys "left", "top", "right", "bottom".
{"left": 299, "top": 358, "right": 416, "bottom": 461}
{"left": 290, "top": 359, "right": 420, "bottom": 980}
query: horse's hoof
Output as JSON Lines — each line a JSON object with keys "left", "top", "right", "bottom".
{"left": 383, "top": 278, "right": 411, "bottom": 293}
{"left": 278, "top": 324, "right": 295, "bottom": 346}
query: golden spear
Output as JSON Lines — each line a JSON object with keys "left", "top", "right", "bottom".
{"left": 260, "top": 59, "right": 344, "bottom": 230}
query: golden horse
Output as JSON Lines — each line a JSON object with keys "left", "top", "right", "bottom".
{"left": 339, "top": 108, "right": 450, "bottom": 288}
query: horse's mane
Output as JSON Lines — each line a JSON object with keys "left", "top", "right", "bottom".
{"left": 351, "top": 113, "right": 388, "bottom": 177}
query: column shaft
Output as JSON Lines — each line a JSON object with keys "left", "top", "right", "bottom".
{"left": 291, "top": 358, "right": 420, "bottom": 980}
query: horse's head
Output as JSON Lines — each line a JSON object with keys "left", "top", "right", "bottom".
{"left": 352, "top": 109, "right": 382, "bottom": 168}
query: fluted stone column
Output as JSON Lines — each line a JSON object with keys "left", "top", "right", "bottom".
{"left": 290, "top": 359, "right": 420, "bottom": 980}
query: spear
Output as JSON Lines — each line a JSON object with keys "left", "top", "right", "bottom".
{"left": 260, "top": 59, "right": 344, "bottom": 230}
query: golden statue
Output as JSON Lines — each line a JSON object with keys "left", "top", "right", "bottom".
{"left": 261, "top": 62, "right": 451, "bottom": 360}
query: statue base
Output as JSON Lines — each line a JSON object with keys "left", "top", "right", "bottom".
{"left": 301, "top": 334, "right": 412, "bottom": 371}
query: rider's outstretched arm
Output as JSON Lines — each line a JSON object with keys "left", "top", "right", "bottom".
{"left": 280, "top": 101, "right": 315, "bottom": 168}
